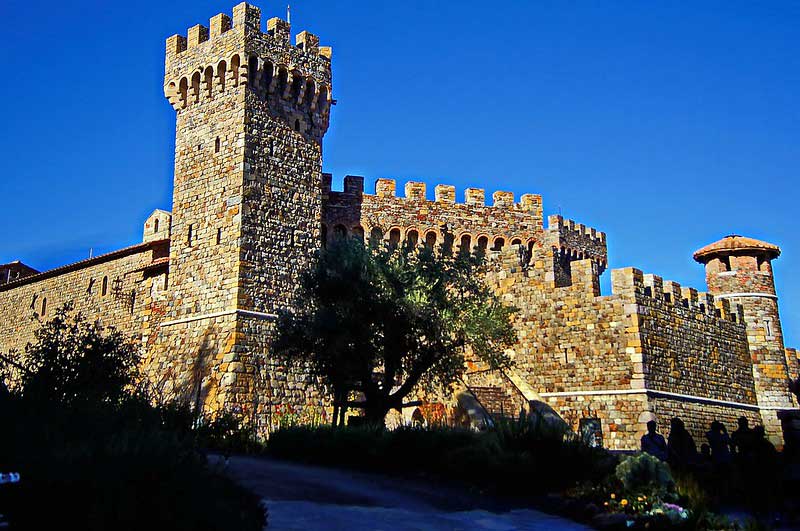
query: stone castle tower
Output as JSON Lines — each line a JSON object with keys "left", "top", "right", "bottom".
{"left": 694, "top": 236, "right": 797, "bottom": 434}
{"left": 151, "top": 3, "right": 332, "bottom": 419}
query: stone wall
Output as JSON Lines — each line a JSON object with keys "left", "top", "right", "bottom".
{"left": 0, "top": 241, "right": 168, "bottom": 358}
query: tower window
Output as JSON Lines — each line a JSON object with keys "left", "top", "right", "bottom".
{"left": 389, "top": 228, "right": 401, "bottom": 249}
{"left": 188, "top": 224, "right": 194, "bottom": 246}
{"left": 720, "top": 256, "right": 731, "bottom": 272}
{"left": 41, "top": 297, "right": 47, "bottom": 316}
{"left": 130, "top": 290, "right": 136, "bottom": 315}
{"left": 407, "top": 230, "right": 419, "bottom": 247}
{"left": 425, "top": 231, "right": 437, "bottom": 249}
{"left": 764, "top": 318, "right": 775, "bottom": 340}
{"left": 215, "top": 137, "right": 221, "bottom": 153}
{"left": 154, "top": 218, "right": 160, "bottom": 233}
{"left": 294, "top": 119, "right": 301, "bottom": 132}
{"left": 459, "top": 235, "right": 472, "bottom": 254}
{"left": 101, "top": 276, "right": 108, "bottom": 297}
{"left": 477, "top": 235, "right": 488, "bottom": 252}
{"left": 216, "top": 228, "right": 222, "bottom": 245}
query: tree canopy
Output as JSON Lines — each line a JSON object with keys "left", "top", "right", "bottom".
{"left": 3, "top": 304, "right": 139, "bottom": 408}
{"left": 273, "top": 239, "right": 518, "bottom": 426}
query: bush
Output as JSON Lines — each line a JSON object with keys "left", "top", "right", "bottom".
{"left": 615, "top": 453, "right": 674, "bottom": 496}
{"left": 267, "top": 420, "right": 616, "bottom": 496}
{"left": 0, "top": 307, "right": 266, "bottom": 531}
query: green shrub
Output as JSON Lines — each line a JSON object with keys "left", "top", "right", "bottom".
{"left": 615, "top": 453, "right": 674, "bottom": 496}
{"left": 267, "top": 422, "right": 616, "bottom": 495}
{"left": 0, "top": 307, "right": 266, "bottom": 531}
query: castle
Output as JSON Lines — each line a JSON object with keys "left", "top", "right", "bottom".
{"left": 1, "top": 3, "right": 797, "bottom": 450}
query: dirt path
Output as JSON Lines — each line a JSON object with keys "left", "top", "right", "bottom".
{"left": 214, "top": 455, "right": 591, "bottom": 531}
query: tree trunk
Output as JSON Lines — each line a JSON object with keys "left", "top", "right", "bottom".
{"left": 363, "top": 403, "right": 390, "bottom": 429}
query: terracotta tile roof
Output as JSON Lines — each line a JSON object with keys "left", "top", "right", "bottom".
{"left": 0, "top": 239, "right": 170, "bottom": 291}
{"left": 693, "top": 235, "right": 780, "bottom": 263}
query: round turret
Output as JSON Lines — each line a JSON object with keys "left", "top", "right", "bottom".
{"left": 694, "top": 235, "right": 780, "bottom": 297}
{"left": 695, "top": 234, "right": 794, "bottom": 444}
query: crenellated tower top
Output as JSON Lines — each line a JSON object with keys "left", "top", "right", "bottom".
{"left": 164, "top": 2, "right": 333, "bottom": 141}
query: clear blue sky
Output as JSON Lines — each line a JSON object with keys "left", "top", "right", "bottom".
{"left": 2, "top": 1, "right": 798, "bottom": 345}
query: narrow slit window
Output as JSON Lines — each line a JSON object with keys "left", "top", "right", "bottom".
{"left": 215, "top": 137, "right": 221, "bottom": 153}
{"left": 154, "top": 218, "right": 160, "bottom": 233}
{"left": 41, "top": 297, "right": 47, "bottom": 316}
{"left": 188, "top": 224, "right": 194, "bottom": 246}
{"left": 764, "top": 319, "right": 774, "bottom": 339}
{"left": 101, "top": 276, "right": 108, "bottom": 296}
{"left": 216, "top": 228, "right": 222, "bottom": 245}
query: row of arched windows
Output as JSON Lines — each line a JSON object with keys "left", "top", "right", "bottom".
{"left": 321, "top": 224, "right": 534, "bottom": 254}
{"left": 248, "top": 55, "right": 330, "bottom": 113}
{"left": 166, "top": 53, "right": 331, "bottom": 115}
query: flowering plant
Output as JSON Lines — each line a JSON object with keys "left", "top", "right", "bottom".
{"left": 649, "top": 502, "right": 690, "bottom": 523}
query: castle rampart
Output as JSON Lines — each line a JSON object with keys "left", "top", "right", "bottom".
{"left": 0, "top": 2, "right": 796, "bottom": 448}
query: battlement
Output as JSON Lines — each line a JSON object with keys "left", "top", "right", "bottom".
{"left": 164, "top": 2, "right": 333, "bottom": 134}
{"left": 166, "top": 3, "right": 331, "bottom": 64}
{"left": 609, "top": 268, "right": 744, "bottom": 322}
{"left": 545, "top": 214, "right": 607, "bottom": 268}
{"left": 324, "top": 176, "right": 543, "bottom": 213}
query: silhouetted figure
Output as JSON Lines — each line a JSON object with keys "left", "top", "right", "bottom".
{"left": 668, "top": 417, "right": 697, "bottom": 467}
{"left": 706, "top": 420, "right": 732, "bottom": 464}
{"left": 752, "top": 426, "right": 778, "bottom": 460}
{"left": 700, "top": 443, "right": 712, "bottom": 462}
{"left": 641, "top": 420, "right": 668, "bottom": 461}
{"left": 731, "top": 416, "right": 754, "bottom": 458}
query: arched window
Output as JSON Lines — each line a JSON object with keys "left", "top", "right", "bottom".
{"left": 492, "top": 237, "right": 505, "bottom": 251}
{"left": 389, "top": 228, "right": 401, "bottom": 249}
{"left": 215, "top": 137, "right": 221, "bottom": 153}
{"left": 370, "top": 227, "right": 383, "bottom": 248}
{"left": 291, "top": 72, "right": 304, "bottom": 100}
{"left": 191, "top": 71, "right": 201, "bottom": 104}
{"left": 248, "top": 55, "right": 259, "bottom": 92}
{"left": 477, "top": 235, "right": 488, "bottom": 252}
{"left": 230, "top": 54, "right": 240, "bottom": 86}
{"left": 304, "top": 80, "right": 315, "bottom": 107}
{"left": 101, "top": 276, "right": 108, "bottom": 296}
{"left": 333, "top": 224, "right": 347, "bottom": 240}
{"left": 527, "top": 240, "right": 536, "bottom": 254}
{"left": 154, "top": 218, "right": 160, "bottom": 233}
{"left": 276, "top": 67, "right": 289, "bottom": 95}
{"left": 407, "top": 229, "right": 419, "bottom": 247}
{"left": 352, "top": 226, "right": 364, "bottom": 242}
{"left": 178, "top": 77, "right": 188, "bottom": 109}
{"left": 443, "top": 232, "right": 455, "bottom": 254}
{"left": 41, "top": 297, "right": 47, "bottom": 316}
{"left": 217, "top": 60, "right": 227, "bottom": 93}
{"left": 317, "top": 85, "right": 329, "bottom": 112}
{"left": 262, "top": 60, "right": 274, "bottom": 94}
{"left": 425, "top": 231, "right": 437, "bottom": 249}
{"left": 204, "top": 66, "right": 215, "bottom": 99}
{"left": 511, "top": 238, "right": 522, "bottom": 246}
{"left": 459, "top": 234, "right": 472, "bottom": 254}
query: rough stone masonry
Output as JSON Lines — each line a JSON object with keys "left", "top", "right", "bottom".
{"left": 1, "top": 3, "right": 798, "bottom": 449}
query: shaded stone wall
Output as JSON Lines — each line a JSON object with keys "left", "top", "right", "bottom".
{"left": 0, "top": 242, "right": 168, "bottom": 355}
{"left": 483, "top": 246, "right": 765, "bottom": 449}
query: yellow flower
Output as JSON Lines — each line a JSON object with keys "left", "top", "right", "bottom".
{"left": 621, "top": 499, "right": 629, "bottom": 507}
{"left": 610, "top": 493, "right": 616, "bottom": 500}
